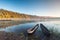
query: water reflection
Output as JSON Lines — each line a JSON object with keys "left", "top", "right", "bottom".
{"left": 0, "top": 21, "right": 60, "bottom": 40}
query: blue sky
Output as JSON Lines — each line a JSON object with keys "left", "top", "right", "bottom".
{"left": 0, "top": 0, "right": 60, "bottom": 17}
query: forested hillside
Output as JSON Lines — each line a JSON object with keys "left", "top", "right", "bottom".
{"left": 0, "top": 9, "right": 40, "bottom": 21}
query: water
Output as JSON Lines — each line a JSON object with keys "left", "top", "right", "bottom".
{"left": 0, "top": 21, "right": 60, "bottom": 40}
{"left": 0, "top": 21, "right": 60, "bottom": 34}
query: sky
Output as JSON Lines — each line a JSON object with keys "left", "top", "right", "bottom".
{"left": 0, "top": 0, "right": 60, "bottom": 17}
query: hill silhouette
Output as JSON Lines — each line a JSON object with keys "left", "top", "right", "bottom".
{"left": 0, "top": 9, "right": 40, "bottom": 21}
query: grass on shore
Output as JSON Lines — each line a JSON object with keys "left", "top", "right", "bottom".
{"left": 49, "top": 27, "right": 60, "bottom": 40}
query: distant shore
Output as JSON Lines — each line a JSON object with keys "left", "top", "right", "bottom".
{"left": 0, "top": 20, "right": 37, "bottom": 28}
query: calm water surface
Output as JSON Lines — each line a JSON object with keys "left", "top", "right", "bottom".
{"left": 0, "top": 21, "right": 60, "bottom": 39}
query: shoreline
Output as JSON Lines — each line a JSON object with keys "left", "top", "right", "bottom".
{"left": 0, "top": 20, "right": 37, "bottom": 28}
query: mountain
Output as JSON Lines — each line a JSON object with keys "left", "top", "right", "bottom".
{"left": 0, "top": 9, "right": 60, "bottom": 21}
{"left": 0, "top": 9, "right": 39, "bottom": 20}
{"left": 0, "top": 9, "right": 30, "bottom": 18}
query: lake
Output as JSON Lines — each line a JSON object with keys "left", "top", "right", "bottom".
{"left": 0, "top": 21, "right": 60, "bottom": 40}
